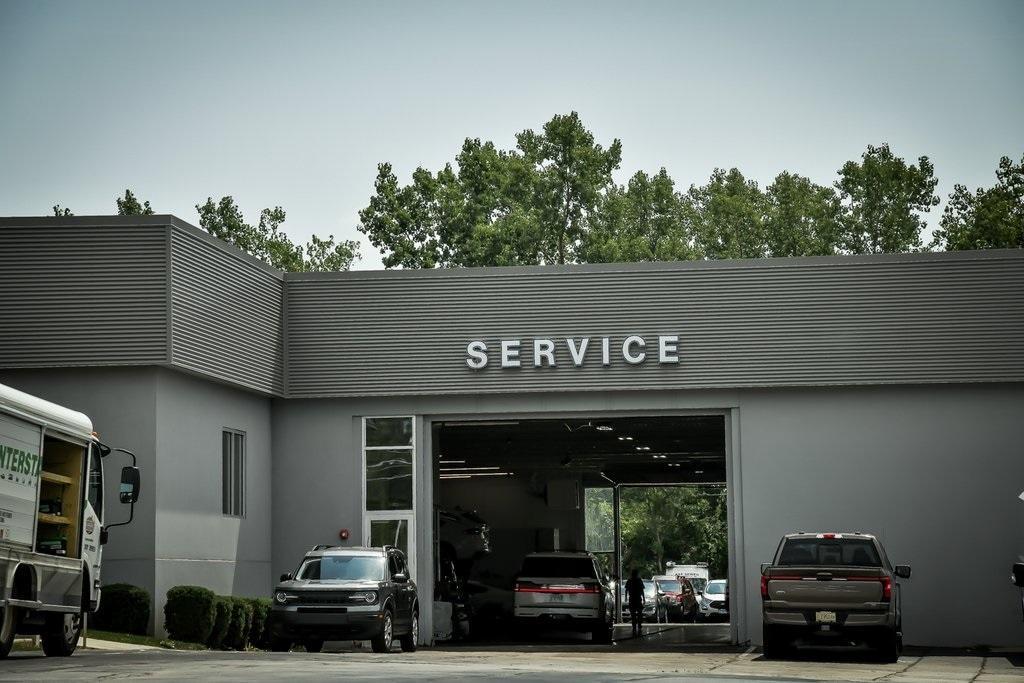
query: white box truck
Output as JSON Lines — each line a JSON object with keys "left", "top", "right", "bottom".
{"left": 0, "top": 382, "right": 139, "bottom": 658}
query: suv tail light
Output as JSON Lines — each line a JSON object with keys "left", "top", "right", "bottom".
{"left": 515, "top": 582, "right": 600, "bottom": 594}
{"left": 880, "top": 576, "right": 892, "bottom": 601}
{"left": 760, "top": 575, "right": 769, "bottom": 599}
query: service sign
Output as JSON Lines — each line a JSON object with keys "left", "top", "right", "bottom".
{"left": 465, "top": 334, "right": 679, "bottom": 370}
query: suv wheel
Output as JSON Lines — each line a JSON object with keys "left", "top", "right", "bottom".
{"left": 270, "top": 637, "right": 292, "bottom": 652}
{"left": 400, "top": 610, "right": 418, "bottom": 652}
{"left": 372, "top": 610, "right": 394, "bottom": 653}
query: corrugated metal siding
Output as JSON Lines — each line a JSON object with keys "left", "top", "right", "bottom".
{"left": 285, "top": 253, "right": 1024, "bottom": 397}
{"left": 0, "top": 224, "right": 169, "bottom": 367}
{"left": 169, "top": 227, "right": 284, "bottom": 395}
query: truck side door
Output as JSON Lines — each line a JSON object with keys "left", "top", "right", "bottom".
{"left": 81, "top": 443, "right": 104, "bottom": 609}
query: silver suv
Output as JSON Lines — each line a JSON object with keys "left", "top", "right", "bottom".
{"left": 513, "top": 551, "right": 614, "bottom": 643}
{"left": 761, "top": 532, "right": 911, "bottom": 661}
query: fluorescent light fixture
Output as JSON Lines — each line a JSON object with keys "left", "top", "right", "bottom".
{"left": 438, "top": 460, "right": 466, "bottom": 465}
{"left": 695, "top": 470, "right": 704, "bottom": 474}
{"left": 439, "top": 466, "right": 501, "bottom": 472}
{"left": 618, "top": 436, "right": 634, "bottom": 442}
{"left": 440, "top": 472, "right": 513, "bottom": 479}
{"left": 634, "top": 445, "right": 650, "bottom": 451}
{"left": 595, "top": 423, "right": 614, "bottom": 432}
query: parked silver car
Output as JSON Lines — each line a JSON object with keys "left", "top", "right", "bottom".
{"left": 513, "top": 552, "right": 614, "bottom": 643}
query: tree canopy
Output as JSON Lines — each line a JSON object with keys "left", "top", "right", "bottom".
{"left": 359, "top": 112, "right": 996, "bottom": 267}
{"left": 930, "top": 155, "right": 1024, "bottom": 250}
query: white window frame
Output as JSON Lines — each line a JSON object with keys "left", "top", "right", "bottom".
{"left": 361, "top": 416, "right": 416, "bottom": 577}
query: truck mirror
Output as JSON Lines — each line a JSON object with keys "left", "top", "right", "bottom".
{"left": 1013, "top": 563, "right": 1024, "bottom": 588}
{"left": 894, "top": 565, "right": 912, "bottom": 579}
{"left": 120, "top": 466, "right": 141, "bottom": 504}
{"left": 760, "top": 562, "right": 771, "bottom": 575}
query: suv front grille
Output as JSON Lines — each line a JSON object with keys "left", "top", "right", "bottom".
{"left": 293, "top": 592, "right": 365, "bottom": 605}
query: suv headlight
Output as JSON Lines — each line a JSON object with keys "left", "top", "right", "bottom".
{"left": 351, "top": 591, "right": 378, "bottom": 604}
{"left": 274, "top": 591, "right": 290, "bottom": 604}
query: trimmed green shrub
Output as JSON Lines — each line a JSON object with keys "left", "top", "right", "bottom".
{"left": 225, "top": 597, "right": 254, "bottom": 650}
{"left": 94, "top": 583, "right": 150, "bottom": 635}
{"left": 246, "top": 598, "right": 272, "bottom": 650}
{"left": 163, "top": 585, "right": 216, "bottom": 644}
{"left": 207, "top": 597, "right": 232, "bottom": 649}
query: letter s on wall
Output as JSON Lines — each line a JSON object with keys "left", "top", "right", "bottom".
{"left": 466, "top": 341, "right": 488, "bottom": 369}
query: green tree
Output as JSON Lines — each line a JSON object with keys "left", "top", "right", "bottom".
{"left": 581, "top": 169, "right": 696, "bottom": 263}
{"left": 358, "top": 112, "right": 620, "bottom": 267}
{"left": 116, "top": 189, "right": 155, "bottom": 216}
{"left": 52, "top": 204, "right": 72, "bottom": 217}
{"left": 688, "top": 168, "right": 768, "bottom": 260}
{"left": 764, "top": 172, "right": 842, "bottom": 257}
{"left": 619, "top": 487, "right": 728, "bottom": 579}
{"left": 930, "top": 155, "right": 1024, "bottom": 250}
{"left": 196, "top": 197, "right": 359, "bottom": 272}
{"left": 835, "top": 143, "right": 939, "bottom": 254}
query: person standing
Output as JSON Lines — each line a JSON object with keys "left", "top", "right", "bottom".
{"left": 624, "top": 568, "right": 646, "bottom": 637}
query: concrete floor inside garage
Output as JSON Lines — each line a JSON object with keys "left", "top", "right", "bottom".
{"left": 430, "top": 415, "right": 732, "bottom": 647}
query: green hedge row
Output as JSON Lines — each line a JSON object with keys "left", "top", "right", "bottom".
{"left": 93, "top": 583, "right": 151, "bottom": 635}
{"left": 164, "top": 585, "right": 271, "bottom": 650}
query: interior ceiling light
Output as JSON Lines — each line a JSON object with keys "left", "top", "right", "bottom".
{"left": 695, "top": 469, "right": 704, "bottom": 474}
{"left": 595, "top": 422, "right": 614, "bottom": 432}
{"left": 618, "top": 436, "right": 634, "bottom": 442}
{"left": 634, "top": 445, "right": 650, "bottom": 451}
{"left": 438, "top": 460, "right": 466, "bottom": 465}
{"left": 440, "top": 472, "right": 513, "bottom": 479}
{"left": 439, "top": 466, "right": 500, "bottom": 472}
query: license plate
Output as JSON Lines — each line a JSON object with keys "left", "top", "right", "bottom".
{"left": 548, "top": 593, "right": 566, "bottom": 602}
{"left": 815, "top": 610, "right": 837, "bottom": 624}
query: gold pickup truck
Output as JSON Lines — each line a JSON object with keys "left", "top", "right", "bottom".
{"left": 761, "top": 532, "right": 911, "bottom": 662}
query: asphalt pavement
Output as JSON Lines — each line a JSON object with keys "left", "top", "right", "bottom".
{"left": 2, "top": 643, "right": 1022, "bottom": 682}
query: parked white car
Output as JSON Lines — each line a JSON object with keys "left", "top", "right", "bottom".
{"left": 697, "top": 579, "right": 728, "bottom": 622}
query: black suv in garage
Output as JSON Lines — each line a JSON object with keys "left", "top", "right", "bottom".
{"left": 268, "top": 545, "right": 419, "bottom": 653}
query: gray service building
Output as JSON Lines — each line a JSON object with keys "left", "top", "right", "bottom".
{"left": 0, "top": 215, "right": 1022, "bottom": 648}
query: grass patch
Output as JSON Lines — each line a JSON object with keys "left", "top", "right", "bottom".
{"left": 85, "top": 629, "right": 207, "bottom": 650}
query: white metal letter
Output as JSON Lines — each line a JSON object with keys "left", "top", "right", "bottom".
{"left": 500, "top": 340, "right": 521, "bottom": 368}
{"left": 622, "top": 335, "right": 646, "bottom": 364}
{"left": 465, "top": 340, "right": 488, "bottom": 370}
{"left": 566, "top": 338, "right": 589, "bottom": 367}
{"left": 658, "top": 335, "right": 679, "bottom": 363}
{"left": 601, "top": 337, "right": 611, "bottom": 366}
{"left": 533, "top": 339, "right": 556, "bottom": 367}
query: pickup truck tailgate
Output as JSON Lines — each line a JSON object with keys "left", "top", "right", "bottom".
{"left": 765, "top": 569, "right": 886, "bottom": 608}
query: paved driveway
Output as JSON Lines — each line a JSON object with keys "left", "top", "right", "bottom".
{"left": 2, "top": 643, "right": 1022, "bottom": 681}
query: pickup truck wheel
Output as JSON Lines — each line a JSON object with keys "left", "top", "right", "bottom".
{"left": 371, "top": 610, "right": 394, "bottom": 653}
{"left": 40, "top": 611, "right": 82, "bottom": 657}
{"left": 0, "top": 606, "right": 18, "bottom": 659}
{"left": 762, "top": 624, "right": 789, "bottom": 660}
{"left": 873, "top": 628, "right": 900, "bottom": 663}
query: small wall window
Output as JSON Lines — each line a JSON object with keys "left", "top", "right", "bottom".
{"left": 222, "top": 429, "right": 245, "bottom": 517}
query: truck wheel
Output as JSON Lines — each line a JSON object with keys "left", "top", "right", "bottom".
{"left": 399, "top": 610, "right": 418, "bottom": 652}
{"left": 874, "top": 627, "right": 900, "bottom": 663}
{"left": 762, "top": 624, "right": 789, "bottom": 660}
{"left": 40, "top": 611, "right": 82, "bottom": 657}
{"left": 304, "top": 639, "right": 324, "bottom": 653}
{"left": 371, "top": 610, "right": 394, "bottom": 653}
{"left": 0, "top": 606, "right": 18, "bottom": 659}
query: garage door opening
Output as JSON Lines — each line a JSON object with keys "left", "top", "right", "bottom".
{"left": 430, "top": 414, "right": 730, "bottom": 645}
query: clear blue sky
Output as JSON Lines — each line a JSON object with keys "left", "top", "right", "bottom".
{"left": 1, "top": 0, "right": 1021, "bottom": 269}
